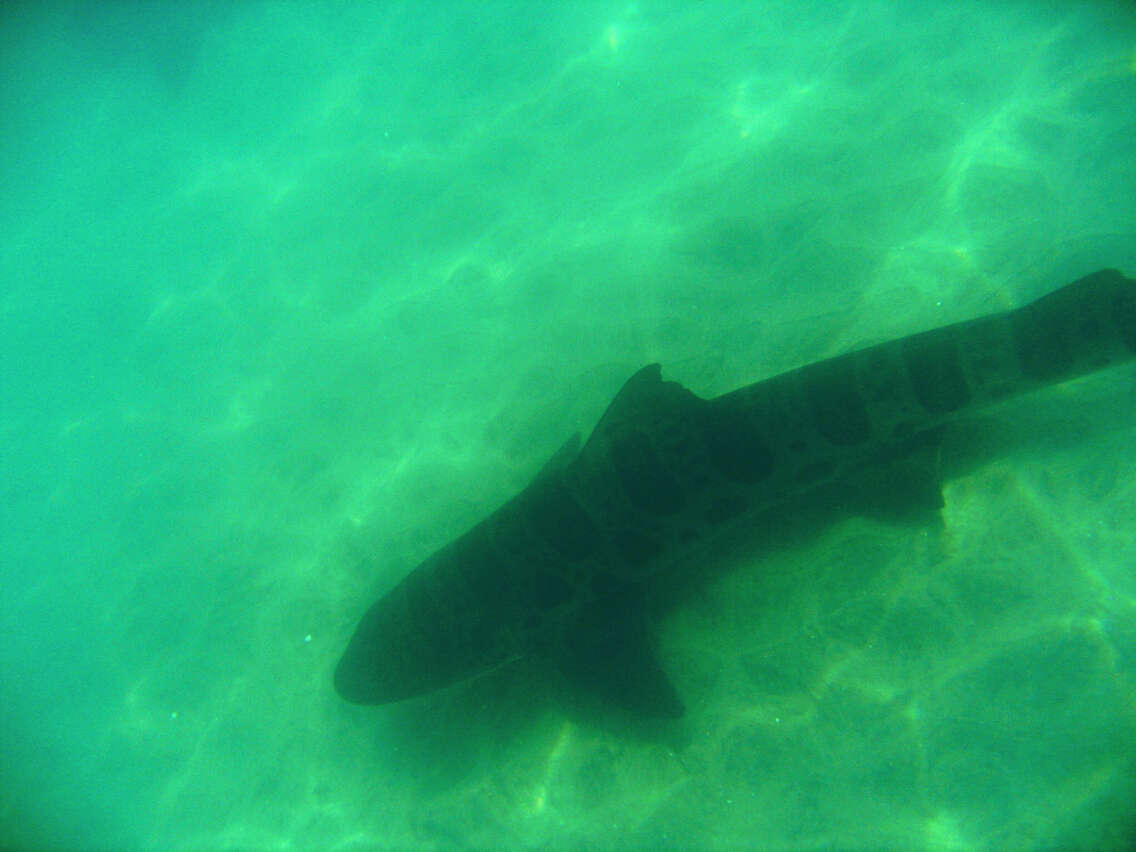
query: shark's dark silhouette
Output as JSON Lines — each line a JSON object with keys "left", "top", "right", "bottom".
{"left": 335, "top": 269, "right": 1135, "bottom": 717}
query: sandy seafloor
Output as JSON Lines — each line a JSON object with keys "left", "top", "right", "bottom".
{"left": 3, "top": 2, "right": 1136, "bottom": 849}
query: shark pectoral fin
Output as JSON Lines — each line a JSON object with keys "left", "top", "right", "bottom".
{"left": 857, "top": 425, "right": 947, "bottom": 521}
{"left": 554, "top": 587, "right": 684, "bottom": 718}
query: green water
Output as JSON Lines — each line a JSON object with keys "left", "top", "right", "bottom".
{"left": 2, "top": 2, "right": 1135, "bottom": 849}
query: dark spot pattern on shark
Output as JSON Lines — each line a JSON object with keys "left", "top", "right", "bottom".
{"left": 902, "top": 328, "right": 971, "bottom": 414}
{"left": 611, "top": 527, "right": 662, "bottom": 567}
{"left": 802, "top": 354, "right": 873, "bottom": 446}
{"left": 1116, "top": 288, "right": 1136, "bottom": 353}
{"left": 528, "top": 478, "right": 598, "bottom": 561}
{"left": 1013, "top": 270, "right": 1136, "bottom": 380}
{"left": 334, "top": 269, "right": 1136, "bottom": 716}
{"left": 700, "top": 399, "right": 776, "bottom": 484}
{"left": 611, "top": 430, "right": 687, "bottom": 515}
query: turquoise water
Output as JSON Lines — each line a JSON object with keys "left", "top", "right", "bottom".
{"left": 2, "top": 2, "right": 1135, "bottom": 849}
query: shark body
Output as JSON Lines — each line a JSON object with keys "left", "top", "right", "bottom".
{"left": 335, "top": 269, "right": 1135, "bottom": 716}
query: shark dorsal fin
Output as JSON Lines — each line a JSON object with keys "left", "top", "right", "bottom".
{"left": 534, "top": 433, "right": 581, "bottom": 481}
{"left": 587, "top": 364, "right": 702, "bottom": 444}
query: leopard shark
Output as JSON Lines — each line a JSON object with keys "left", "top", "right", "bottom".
{"left": 334, "top": 268, "right": 1135, "bottom": 717}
